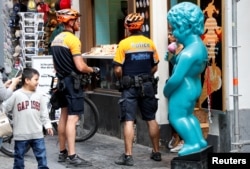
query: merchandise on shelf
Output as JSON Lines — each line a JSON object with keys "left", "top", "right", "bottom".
{"left": 84, "top": 44, "right": 118, "bottom": 56}
{"left": 3, "top": 0, "right": 70, "bottom": 69}
{"left": 18, "top": 11, "right": 45, "bottom": 67}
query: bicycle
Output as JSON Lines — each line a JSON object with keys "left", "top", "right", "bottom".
{"left": 47, "top": 74, "right": 100, "bottom": 142}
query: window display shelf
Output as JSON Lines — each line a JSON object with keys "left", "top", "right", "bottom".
{"left": 83, "top": 55, "right": 117, "bottom": 91}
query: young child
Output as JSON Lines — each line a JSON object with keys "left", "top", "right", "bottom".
{"left": 165, "top": 32, "right": 183, "bottom": 64}
{"left": 3, "top": 67, "right": 53, "bottom": 169}
{"left": 165, "top": 32, "right": 184, "bottom": 153}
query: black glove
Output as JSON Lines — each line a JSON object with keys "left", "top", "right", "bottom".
{"left": 92, "top": 67, "right": 100, "bottom": 74}
{"left": 92, "top": 67, "right": 100, "bottom": 81}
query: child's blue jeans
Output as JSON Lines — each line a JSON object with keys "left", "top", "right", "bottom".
{"left": 13, "top": 138, "right": 49, "bottom": 169}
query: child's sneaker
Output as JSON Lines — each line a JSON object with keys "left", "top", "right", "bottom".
{"left": 170, "top": 143, "right": 183, "bottom": 153}
{"left": 115, "top": 153, "right": 134, "bottom": 166}
{"left": 168, "top": 135, "right": 180, "bottom": 149}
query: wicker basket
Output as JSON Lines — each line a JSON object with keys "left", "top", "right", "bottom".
{"left": 193, "top": 108, "right": 209, "bottom": 139}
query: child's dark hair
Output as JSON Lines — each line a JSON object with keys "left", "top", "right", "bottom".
{"left": 21, "top": 68, "right": 40, "bottom": 85}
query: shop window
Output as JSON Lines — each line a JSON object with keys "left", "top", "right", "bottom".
{"left": 87, "top": 58, "right": 117, "bottom": 91}
{"left": 84, "top": 0, "right": 128, "bottom": 93}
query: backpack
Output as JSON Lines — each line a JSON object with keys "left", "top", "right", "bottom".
{"left": 48, "top": 24, "right": 65, "bottom": 54}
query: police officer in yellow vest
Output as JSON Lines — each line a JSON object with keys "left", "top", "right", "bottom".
{"left": 113, "top": 13, "right": 161, "bottom": 166}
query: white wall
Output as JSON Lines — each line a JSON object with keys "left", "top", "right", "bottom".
{"left": 225, "top": 0, "right": 250, "bottom": 110}
{"left": 71, "top": 0, "right": 80, "bottom": 38}
{"left": 151, "top": 1, "right": 169, "bottom": 124}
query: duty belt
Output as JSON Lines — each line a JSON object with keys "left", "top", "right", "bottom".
{"left": 121, "top": 75, "right": 153, "bottom": 88}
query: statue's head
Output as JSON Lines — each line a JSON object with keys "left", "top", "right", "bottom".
{"left": 167, "top": 2, "right": 204, "bottom": 41}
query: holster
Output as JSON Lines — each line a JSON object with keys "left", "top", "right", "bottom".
{"left": 121, "top": 76, "right": 132, "bottom": 88}
{"left": 71, "top": 71, "right": 82, "bottom": 90}
{"left": 70, "top": 71, "right": 90, "bottom": 90}
{"left": 115, "top": 76, "right": 134, "bottom": 91}
{"left": 57, "top": 79, "right": 65, "bottom": 91}
{"left": 152, "top": 76, "right": 159, "bottom": 94}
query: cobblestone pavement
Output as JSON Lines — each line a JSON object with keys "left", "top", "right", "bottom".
{"left": 0, "top": 133, "right": 176, "bottom": 169}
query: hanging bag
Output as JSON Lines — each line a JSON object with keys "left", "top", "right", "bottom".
{"left": 0, "top": 111, "right": 12, "bottom": 137}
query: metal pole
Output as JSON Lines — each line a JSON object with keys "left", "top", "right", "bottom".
{"left": 231, "top": 0, "right": 240, "bottom": 152}
{"left": 230, "top": 1, "right": 250, "bottom": 152}
{"left": 0, "top": 2, "right": 4, "bottom": 67}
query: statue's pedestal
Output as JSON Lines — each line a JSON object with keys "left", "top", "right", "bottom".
{"left": 171, "top": 146, "right": 213, "bottom": 169}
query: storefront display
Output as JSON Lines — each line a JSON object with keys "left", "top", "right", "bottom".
{"left": 18, "top": 12, "right": 45, "bottom": 67}
{"left": 82, "top": 44, "right": 118, "bottom": 90}
{"left": 199, "top": 0, "right": 223, "bottom": 110}
{"left": 2, "top": 0, "right": 72, "bottom": 71}
{"left": 135, "top": 0, "right": 150, "bottom": 38}
{"left": 83, "top": 44, "right": 118, "bottom": 56}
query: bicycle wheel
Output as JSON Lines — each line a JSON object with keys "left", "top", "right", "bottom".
{"left": 76, "top": 97, "right": 99, "bottom": 142}
{"left": 49, "top": 97, "right": 99, "bottom": 142}
{"left": 0, "top": 135, "right": 30, "bottom": 157}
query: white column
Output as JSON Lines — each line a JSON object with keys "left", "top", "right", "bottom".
{"left": 151, "top": 1, "right": 169, "bottom": 124}
{"left": 71, "top": 0, "right": 80, "bottom": 38}
{"left": 71, "top": 0, "right": 80, "bottom": 13}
